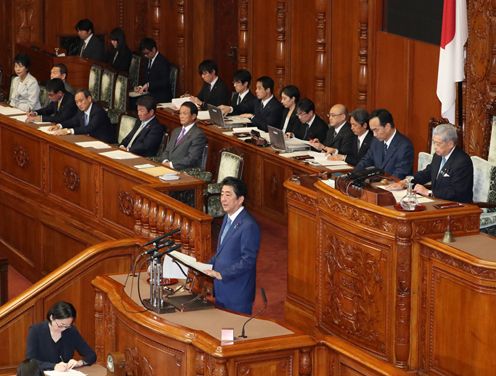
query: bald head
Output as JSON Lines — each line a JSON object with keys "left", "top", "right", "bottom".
{"left": 328, "top": 104, "right": 348, "bottom": 128}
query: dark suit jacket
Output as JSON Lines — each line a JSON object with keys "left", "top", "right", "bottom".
{"left": 141, "top": 53, "right": 172, "bottom": 103}
{"left": 281, "top": 108, "right": 300, "bottom": 134}
{"left": 119, "top": 117, "right": 165, "bottom": 157}
{"left": 159, "top": 124, "right": 207, "bottom": 170}
{"left": 209, "top": 209, "right": 260, "bottom": 314}
{"left": 37, "top": 92, "right": 77, "bottom": 124}
{"left": 301, "top": 115, "right": 328, "bottom": 142}
{"left": 412, "top": 147, "right": 473, "bottom": 203}
{"left": 355, "top": 130, "right": 414, "bottom": 179}
{"left": 251, "top": 96, "right": 284, "bottom": 132}
{"left": 345, "top": 130, "right": 374, "bottom": 166}
{"left": 79, "top": 35, "right": 105, "bottom": 62}
{"left": 322, "top": 121, "right": 355, "bottom": 156}
{"left": 230, "top": 91, "right": 257, "bottom": 115}
{"left": 197, "top": 78, "right": 230, "bottom": 108}
{"left": 106, "top": 46, "right": 132, "bottom": 72}
{"left": 61, "top": 102, "right": 115, "bottom": 143}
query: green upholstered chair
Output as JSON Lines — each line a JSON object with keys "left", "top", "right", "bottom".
{"left": 471, "top": 156, "right": 496, "bottom": 235}
{"left": 117, "top": 114, "right": 137, "bottom": 144}
{"left": 128, "top": 54, "right": 141, "bottom": 89}
{"left": 88, "top": 65, "right": 103, "bottom": 101}
{"left": 38, "top": 85, "right": 49, "bottom": 108}
{"left": 170, "top": 64, "right": 179, "bottom": 99}
{"left": 108, "top": 74, "right": 128, "bottom": 124}
{"left": 99, "top": 68, "right": 116, "bottom": 109}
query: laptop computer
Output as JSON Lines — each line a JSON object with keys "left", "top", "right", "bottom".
{"left": 267, "top": 126, "right": 309, "bottom": 152}
{"left": 207, "top": 105, "right": 248, "bottom": 129}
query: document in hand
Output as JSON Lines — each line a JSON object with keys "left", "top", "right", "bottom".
{"left": 168, "top": 251, "right": 212, "bottom": 276}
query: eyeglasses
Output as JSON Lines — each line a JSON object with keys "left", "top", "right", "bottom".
{"left": 55, "top": 319, "right": 72, "bottom": 329}
{"left": 328, "top": 113, "right": 344, "bottom": 118}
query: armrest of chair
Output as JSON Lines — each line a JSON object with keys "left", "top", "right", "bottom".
{"left": 473, "top": 201, "right": 496, "bottom": 210}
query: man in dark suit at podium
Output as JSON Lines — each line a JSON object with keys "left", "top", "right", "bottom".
{"left": 74, "top": 19, "right": 105, "bottom": 62}
{"left": 206, "top": 177, "right": 260, "bottom": 315}
{"left": 292, "top": 98, "right": 328, "bottom": 142}
{"left": 48, "top": 89, "right": 115, "bottom": 143}
{"left": 328, "top": 108, "right": 373, "bottom": 166}
{"left": 135, "top": 38, "right": 172, "bottom": 103}
{"left": 355, "top": 108, "right": 413, "bottom": 179}
{"left": 119, "top": 96, "right": 165, "bottom": 157}
{"left": 26, "top": 78, "right": 77, "bottom": 124}
{"left": 241, "top": 76, "right": 284, "bottom": 132}
{"left": 387, "top": 123, "right": 473, "bottom": 202}
{"left": 219, "top": 69, "right": 257, "bottom": 115}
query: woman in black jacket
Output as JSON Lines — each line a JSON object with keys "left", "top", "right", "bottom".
{"left": 106, "top": 27, "right": 132, "bottom": 72}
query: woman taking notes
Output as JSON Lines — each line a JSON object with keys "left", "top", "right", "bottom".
{"left": 25, "top": 301, "right": 96, "bottom": 371}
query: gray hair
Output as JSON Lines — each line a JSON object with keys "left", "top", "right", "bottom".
{"left": 433, "top": 123, "right": 458, "bottom": 144}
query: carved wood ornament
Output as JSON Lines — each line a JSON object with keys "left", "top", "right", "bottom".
{"left": 118, "top": 191, "right": 134, "bottom": 216}
{"left": 13, "top": 145, "right": 29, "bottom": 168}
{"left": 63, "top": 166, "right": 80, "bottom": 191}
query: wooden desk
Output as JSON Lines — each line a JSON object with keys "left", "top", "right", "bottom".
{"left": 156, "top": 108, "right": 346, "bottom": 223}
{"left": 0, "top": 111, "right": 206, "bottom": 280}
{"left": 284, "top": 178, "right": 482, "bottom": 372}
{"left": 92, "top": 274, "right": 316, "bottom": 376}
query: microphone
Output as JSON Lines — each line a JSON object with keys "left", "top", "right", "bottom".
{"left": 151, "top": 243, "right": 182, "bottom": 259}
{"left": 238, "top": 288, "right": 268, "bottom": 339}
{"left": 142, "top": 228, "right": 180, "bottom": 247}
{"left": 140, "top": 239, "right": 174, "bottom": 257}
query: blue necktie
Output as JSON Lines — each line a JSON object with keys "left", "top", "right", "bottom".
{"left": 438, "top": 156, "right": 447, "bottom": 177}
{"left": 383, "top": 142, "right": 388, "bottom": 159}
{"left": 220, "top": 218, "right": 232, "bottom": 244}
{"left": 84, "top": 113, "right": 89, "bottom": 126}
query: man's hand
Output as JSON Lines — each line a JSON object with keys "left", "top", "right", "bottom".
{"left": 413, "top": 184, "right": 430, "bottom": 196}
{"left": 47, "top": 124, "right": 62, "bottom": 132}
{"left": 204, "top": 269, "right": 222, "bottom": 280}
{"left": 54, "top": 362, "right": 69, "bottom": 372}
{"left": 218, "top": 105, "right": 231, "bottom": 115}
{"left": 52, "top": 128, "right": 71, "bottom": 136}
{"left": 239, "top": 113, "right": 253, "bottom": 119}
{"left": 384, "top": 181, "right": 406, "bottom": 191}
{"left": 309, "top": 138, "right": 324, "bottom": 151}
{"left": 328, "top": 154, "right": 345, "bottom": 161}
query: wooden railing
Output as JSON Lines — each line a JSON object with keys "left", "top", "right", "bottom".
{"left": 133, "top": 184, "right": 213, "bottom": 261}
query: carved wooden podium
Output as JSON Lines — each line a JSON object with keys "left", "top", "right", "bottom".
{"left": 284, "top": 178, "right": 482, "bottom": 373}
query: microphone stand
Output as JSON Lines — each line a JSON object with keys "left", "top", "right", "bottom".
{"left": 238, "top": 288, "right": 268, "bottom": 339}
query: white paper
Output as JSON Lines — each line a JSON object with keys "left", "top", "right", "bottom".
{"left": 0, "top": 106, "right": 25, "bottom": 116}
{"left": 233, "top": 126, "right": 258, "bottom": 133}
{"left": 225, "top": 115, "right": 252, "bottom": 124}
{"left": 321, "top": 179, "right": 336, "bottom": 188}
{"left": 163, "top": 254, "right": 188, "bottom": 278}
{"left": 324, "top": 165, "right": 352, "bottom": 171}
{"left": 157, "top": 102, "right": 176, "bottom": 109}
{"left": 378, "top": 188, "right": 434, "bottom": 204}
{"left": 197, "top": 110, "right": 210, "bottom": 120}
{"left": 37, "top": 126, "right": 55, "bottom": 134}
{"left": 11, "top": 115, "right": 28, "bottom": 122}
{"left": 169, "top": 251, "right": 212, "bottom": 274}
{"left": 134, "top": 163, "right": 155, "bottom": 169}
{"left": 99, "top": 150, "right": 140, "bottom": 160}
{"left": 75, "top": 141, "right": 110, "bottom": 149}
{"left": 279, "top": 151, "right": 311, "bottom": 158}
{"left": 44, "top": 369, "right": 86, "bottom": 376}
{"left": 172, "top": 97, "right": 192, "bottom": 109}
{"left": 128, "top": 91, "right": 146, "bottom": 98}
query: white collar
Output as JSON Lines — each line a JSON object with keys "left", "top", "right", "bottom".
{"left": 227, "top": 206, "right": 244, "bottom": 222}
{"left": 262, "top": 95, "right": 273, "bottom": 107}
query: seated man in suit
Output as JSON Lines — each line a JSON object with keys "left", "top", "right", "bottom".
{"left": 218, "top": 69, "right": 256, "bottom": 115}
{"left": 386, "top": 123, "right": 473, "bottom": 202}
{"left": 159, "top": 101, "right": 207, "bottom": 170}
{"left": 26, "top": 78, "right": 77, "bottom": 124}
{"left": 309, "top": 103, "right": 355, "bottom": 157}
{"left": 50, "top": 64, "right": 75, "bottom": 94}
{"left": 289, "top": 98, "right": 327, "bottom": 142}
{"left": 205, "top": 177, "right": 260, "bottom": 315}
{"left": 74, "top": 19, "right": 105, "bottom": 62}
{"left": 47, "top": 89, "right": 115, "bottom": 143}
{"left": 328, "top": 108, "right": 373, "bottom": 166}
{"left": 240, "top": 76, "right": 284, "bottom": 132}
{"left": 189, "top": 60, "right": 230, "bottom": 109}
{"left": 119, "top": 95, "right": 165, "bottom": 157}
{"left": 355, "top": 108, "right": 413, "bottom": 179}
{"left": 134, "top": 38, "right": 172, "bottom": 103}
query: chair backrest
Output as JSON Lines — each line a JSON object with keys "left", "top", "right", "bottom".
{"left": 113, "top": 74, "right": 128, "bottom": 113}
{"left": 39, "top": 85, "right": 49, "bottom": 108}
{"left": 118, "top": 114, "right": 137, "bottom": 144}
{"left": 489, "top": 115, "right": 496, "bottom": 164}
{"left": 88, "top": 65, "right": 103, "bottom": 101}
{"left": 100, "top": 69, "right": 116, "bottom": 108}
{"left": 9, "top": 76, "right": 15, "bottom": 102}
{"left": 155, "top": 131, "right": 170, "bottom": 158}
{"left": 128, "top": 54, "right": 141, "bottom": 88}
{"left": 201, "top": 144, "right": 208, "bottom": 171}
{"left": 471, "top": 156, "right": 496, "bottom": 203}
{"left": 417, "top": 151, "right": 433, "bottom": 172}
{"left": 216, "top": 149, "right": 244, "bottom": 183}
{"left": 170, "top": 64, "right": 179, "bottom": 98}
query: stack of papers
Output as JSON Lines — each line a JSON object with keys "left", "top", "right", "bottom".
{"left": 0, "top": 106, "right": 25, "bottom": 116}
{"left": 171, "top": 97, "right": 192, "bottom": 109}
{"left": 99, "top": 150, "right": 139, "bottom": 160}
{"left": 75, "top": 141, "right": 110, "bottom": 149}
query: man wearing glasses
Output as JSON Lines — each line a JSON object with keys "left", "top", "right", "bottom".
{"left": 355, "top": 108, "right": 413, "bottom": 179}
{"left": 309, "top": 103, "right": 355, "bottom": 156}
